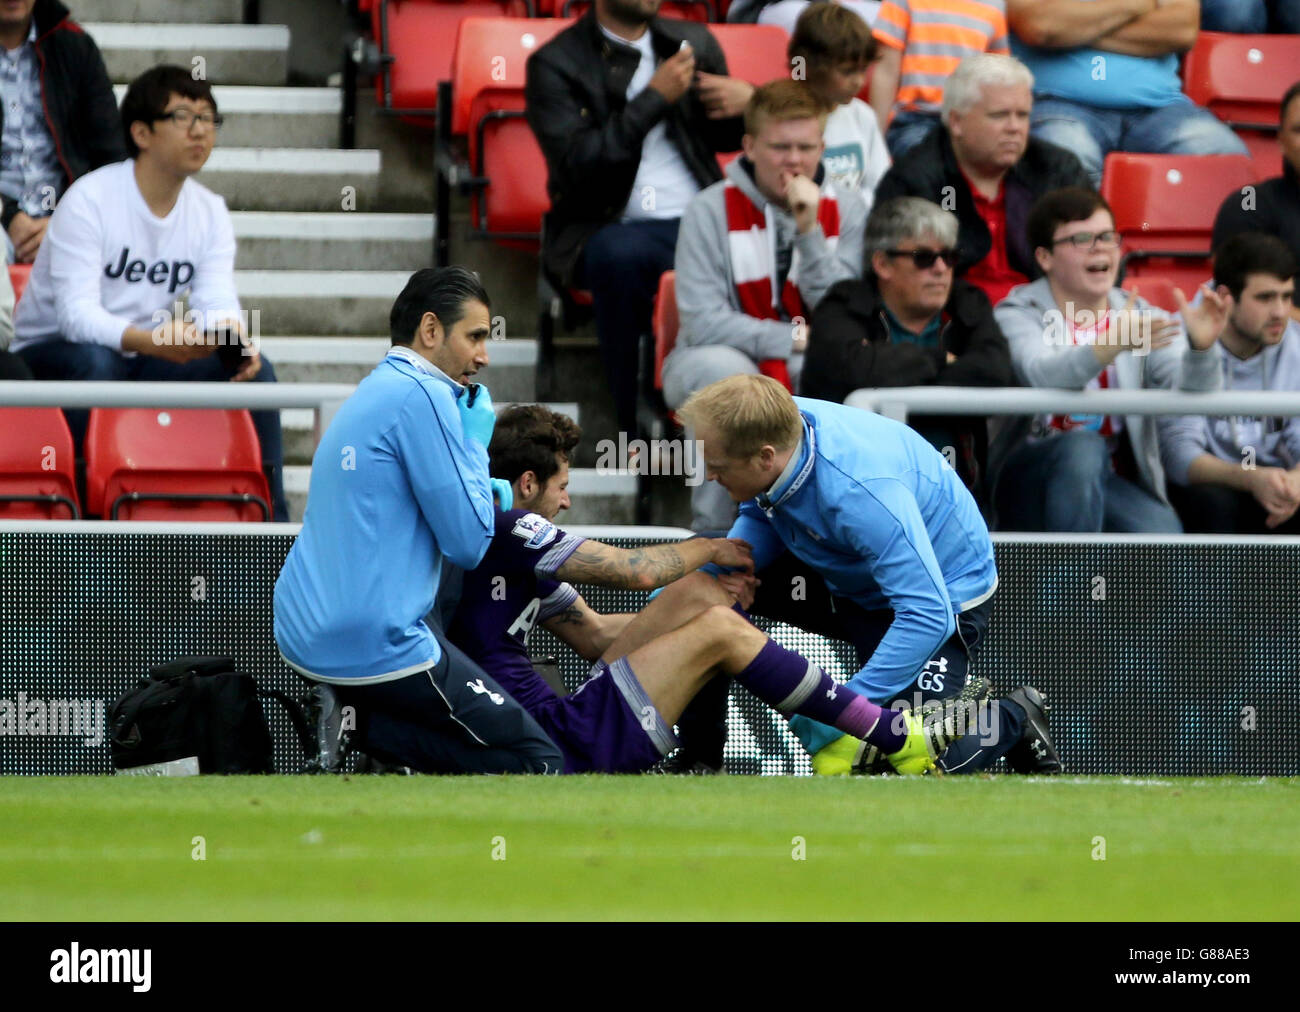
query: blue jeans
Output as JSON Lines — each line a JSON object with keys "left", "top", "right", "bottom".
{"left": 1201, "top": 0, "right": 1268, "bottom": 31}
{"left": 885, "top": 109, "right": 941, "bottom": 161}
{"left": 17, "top": 339, "right": 288, "bottom": 522}
{"left": 578, "top": 218, "right": 680, "bottom": 434}
{"left": 995, "top": 429, "right": 1182, "bottom": 533}
{"left": 1030, "top": 97, "right": 1249, "bottom": 187}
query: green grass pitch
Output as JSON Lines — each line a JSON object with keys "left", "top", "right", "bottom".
{"left": 2, "top": 775, "right": 1296, "bottom": 920}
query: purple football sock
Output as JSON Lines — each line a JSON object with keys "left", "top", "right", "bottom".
{"left": 735, "top": 640, "right": 907, "bottom": 752}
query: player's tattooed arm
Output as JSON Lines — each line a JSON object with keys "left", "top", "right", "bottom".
{"left": 541, "top": 597, "right": 634, "bottom": 661}
{"left": 556, "top": 537, "right": 753, "bottom": 592}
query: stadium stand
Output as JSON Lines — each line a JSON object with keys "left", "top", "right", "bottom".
{"left": 1102, "top": 152, "right": 1257, "bottom": 293}
{"left": 358, "top": 0, "right": 533, "bottom": 128}
{"left": 1182, "top": 31, "right": 1300, "bottom": 180}
{"left": 0, "top": 407, "right": 80, "bottom": 519}
{"left": 84, "top": 408, "right": 271, "bottom": 522}
{"left": 437, "top": 15, "right": 575, "bottom": 257}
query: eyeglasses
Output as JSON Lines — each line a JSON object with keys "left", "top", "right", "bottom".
{"left": 883, "top": 248, "right": 959, "bottom": 269}
{"left": 1051, "top": 230, "right": 1121, "bottom": 250}
{"left": 154, "top": 109, "right": 224, "bottom": 131}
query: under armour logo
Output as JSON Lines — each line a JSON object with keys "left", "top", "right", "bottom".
{"left": 467, "top": 679, "right": 504, "bottom": 705}
{"left": 826, "top": 685, "right": 837, "bottom": 701}
{"left": 1031, "top": 738, "right": 1048, "bottom": 759}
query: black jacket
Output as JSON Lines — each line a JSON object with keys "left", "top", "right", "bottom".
{"left": 874, "top": 127, "right": 1091, "bottom": 282}
{"left": 804, "top": 274, "right": 1014, "bottom": 404}
{"left": 524, "top": 12, "right": 744, "bottom": 287}
{"left": 804, "top": 274, "right": 1014, "bottom": 504}
{"left": 0, "top": 0, "right": 125, "bottom": 231}
{"left": 1212, "top": 157, "right": 1300, "bottom": 266}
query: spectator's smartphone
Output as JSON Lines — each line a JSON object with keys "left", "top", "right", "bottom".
{"left": 210, "top": 323, "right": 246, "bottom": 374}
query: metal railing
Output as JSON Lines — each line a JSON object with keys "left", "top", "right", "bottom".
{"left": 0, "top": 381, "right": 357, "bottom": 449}
{"left": 845, "top": 386, "right": 1300, "bottom": 422}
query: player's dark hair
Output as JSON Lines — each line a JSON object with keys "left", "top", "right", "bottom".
{"left": 1281, "top": 80, "right": 1300, "bottom": 126}
{"left": 489, "top": 405, "right": 582, "bottom": 487}
{"left": 1027, "top": 187, "right": 1112, "bottom": 255}
{"left": 1213, "top": 232, "right": 1298, "bottom": 300}
{"left": 389, "top": 267, "right": 491, "bottom": 345}
{"left": 121, "top": 65, "right": 219, "bottom": 158}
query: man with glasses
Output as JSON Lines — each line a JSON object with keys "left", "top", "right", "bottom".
{"left": 990, "top": 186, "right": 1229, "bottom": 532}
{"left": 0, "top": 0, "right": 124, "bottom": 265}
{"left": 803, "top": 196, "right": 1013, "bottom": 502}
{"left": 874, "top": 54, "right": 1090, "bottom": 308}
{"left": 11, "top": 64, "right": 288, "bottom": 521}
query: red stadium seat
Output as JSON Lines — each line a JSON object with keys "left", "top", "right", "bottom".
{"left": 371, "top": 0, "right": 532, "bottom": 126}
{"left": 447, "top": 17, "right": 574, "bottom": 249}
{"left": 708, "top": 23, "right": 791, "bottom": 87}
{"left": 1183, "top": 32, "right": 1300, "bottom": 128}
{"left": 652, "top": 270, "right": 679, "bottom": 392}
{"left": 1101, "top": 153, "right": 1255, "bottom": 286}
{"left": 8, "top": 263, "right": 31, "bottom": 304}
{"left": 1182, "top": 32, "right": 1300, "bottom": 182}
{"left": 84, "top": 408, "right": 271, "bottom": 522}
{"left": 0, "top": 408, "right": 80, "bottom": 519}
{"left": 1119, "top": 276, "right": 1208, "bottom": 314}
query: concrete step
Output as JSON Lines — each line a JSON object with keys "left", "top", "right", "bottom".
{"left": 237, "top": 270, "right": 547, "bottom": 336}
{"left": 280, "top": 400, "right": 581, "bottom": 466}
{"left": 75, "top": 0, "right": 244, "bottom": 22}
{"left": 236, "top": 270, "right": 404, "bottom": 335}
{"left": 283, "top": 465, "right": 637, "bottom": 525}
{"left": 86, "top": 23, "right": 290, "bottom": 87}
{"left": 231, "top": 212, "right": 433, "bottom": 270}
{"left": 113, "top": 85, "right": 340, "bottom": 149}
{"left": 258, "top": 337, "right": 540, "bottom": 402}
{"left": 198, "top": 148, "right": 382, "bottom": 212}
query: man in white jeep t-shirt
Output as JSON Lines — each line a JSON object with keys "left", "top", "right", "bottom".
{"left": 12, "top": 64, "right": 286, "bottom": 521}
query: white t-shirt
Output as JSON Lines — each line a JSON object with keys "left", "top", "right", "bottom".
{"left": 599, "top": 25, "right": 700, "bottom": 222}
{"left": 12, "top": 159, "right": 241, "bottom": 351}
{"left": 822, "top": 98, "right": 891, "bottom": 206}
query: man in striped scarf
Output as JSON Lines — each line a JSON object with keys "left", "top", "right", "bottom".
{"left": 665, "top": 78, "right": 868, "bottom": 531}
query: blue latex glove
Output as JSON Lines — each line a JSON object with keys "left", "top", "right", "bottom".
{"left": 490, "top": 478, "right": 513, "bottom": 511}
{"left": 456, "top": 382, "right": 496, "bottom": 448}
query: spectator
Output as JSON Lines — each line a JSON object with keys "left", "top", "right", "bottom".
{"left": 525, "top": 0, "right": 751, "bottom": 434}
{"left": 804, "top": 197, "right": 1013, "bottom": 502}
{"left": 0, "top": 0, "right": 125, "bottom": 264}
{"left": 664, "top": 79, "right": 868, "bottom": 531}
{"left": 875, "top": 54, "right": 1091, "bottom": 307}
{"left": 991, "top": 186, "right": 1228, "bottom": 532}
{"left": 1162, "top": 233, "right": 1300, "bottom": 533}
{"left": 1212, "top": 79, "right": 1300, "bottom": 321}
{"left": 1200, "top": 0, "right": 1300, "bottom": 33}
{"left": 869, "top": 0, "right": 1011, "bottom": 160}
{"left": 1006, "top": 0, "right": 1249, "bottom": 187}
{"left": 787, "top": 0, "right": 890, "bottom": 201}
{"left": 10, "top": 65, "right": 288, "bottom": 521}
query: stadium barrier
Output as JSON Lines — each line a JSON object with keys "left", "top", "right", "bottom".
{"left": 1, "top": 522, "right": 1296, "bottom": 777}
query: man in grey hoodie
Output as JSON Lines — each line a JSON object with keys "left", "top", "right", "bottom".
{"left": 664, "top": 78, "right": 868, "bottom": 531}
{"left": 991, "top": 186, "right": 1229, "bottom": 532}
{"left": 1162, "top": 233, "right": 1300, "bottom": 534}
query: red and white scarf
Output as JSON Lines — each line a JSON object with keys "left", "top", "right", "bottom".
{"left": 724, "top": 177, "right": 841, "bottom": 391}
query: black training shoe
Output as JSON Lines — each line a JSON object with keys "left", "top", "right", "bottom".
{"left": 1003, "top": 685, "right": 1062, "bottom": 775}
